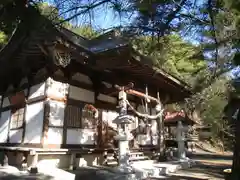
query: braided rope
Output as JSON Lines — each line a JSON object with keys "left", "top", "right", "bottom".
{"left": 126, "top": 100, "right": 164, "bottom": 120}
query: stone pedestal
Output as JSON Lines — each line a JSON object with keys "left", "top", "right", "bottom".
{"left": 114, "top": 133, "right": 133, "bottom": 173}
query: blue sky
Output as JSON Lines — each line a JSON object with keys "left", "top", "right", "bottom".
{"left": 47, "top": 0, "right": 130, "bottom": 31}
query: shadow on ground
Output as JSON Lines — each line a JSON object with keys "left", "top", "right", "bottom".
{"left": 188, "top": 153, "right": 232, "bottom": 161}
{"left": 165, "top": 161, "right": 230, "bottom": 180}
{"left": 0, "top": 172, "right": 54, "bottom": 180}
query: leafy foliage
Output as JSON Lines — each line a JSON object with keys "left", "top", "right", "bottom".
{"left": 0, "top": 31, "right": 7, "bottom": 48}
{"left": 70, "top": 25, "right": 100, "bottom": 39}
{"left": 133, "top": 34, "right": 207, "bottom": 86}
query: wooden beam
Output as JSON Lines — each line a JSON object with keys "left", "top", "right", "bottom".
{"left": 37, "top": 44, "right": 48, "bottom": 56}
{"left": 70, "top": 61, "right": 162, "bottom": 98}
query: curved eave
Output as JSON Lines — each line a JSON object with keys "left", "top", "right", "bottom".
{"left": 0, "top": 23, "right": 28, "bottom": 64}
{"left": 130, "top": 50, "right": 192, "bottom": 96}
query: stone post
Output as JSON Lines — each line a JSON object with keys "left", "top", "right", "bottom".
{"left": 113, "top": 90, "right": 134, "bottom": 173}
{"left": 176, "top": 121, "right": 186, "bottom": 160}
{"left": 28, "top": 151, "right": 38, "bottom": 174}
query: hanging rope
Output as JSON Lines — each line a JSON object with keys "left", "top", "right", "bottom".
{"left": 126, "top": 100, "right": 164, "bottom": 120}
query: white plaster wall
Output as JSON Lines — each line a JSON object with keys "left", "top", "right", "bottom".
{"left": 47, "top": 127, "right": 63, "bottom": 144}
{"left": 46, "top": 78, "right": 69, "bottom": 100}
{"left": 24, "top": 102, "right": 44, "bottom": 143}
{"left": 9, "top": 129, "right": 23, "bottom": 143}
{"left": 2, "top": 97, "right": 10, "bottom": 108}
{"left": 0, "top": 110, "right": 11, "bottom": 143}
{"left": 28, "top": 82, "right": 45, "bottom": 99}
{"left": 152, "top": 135, "right": 158, "bottom": 145}
{"left": 72, "top": 73, "right": 92, "bottom": 85}
{"left": 137, "top": 134, "right": 152, "bottom": 145}
{"left": 97, "top": 94, "right": 117, "bottom": 104}
{"left": 69, "top": 86, "right": 95, "bottom": 103}
{"left": 102, "top": 110, "right": 118, "bottom": 130}
{"left": 49, "top": 100, "right": 65, "bottom": 127}
{"left": 66, "top": 129, "right": 95, "bottom": 145}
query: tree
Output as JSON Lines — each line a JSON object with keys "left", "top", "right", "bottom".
{"left": 133, "top": 34, "right": 207, "bottom": 87}
{"left": 0, "top": 31, "right": 7, "bottom": 49}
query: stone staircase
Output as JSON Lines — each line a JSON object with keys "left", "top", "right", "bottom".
{"left": 105, "top": 151, "right": 150, "bottom": 166}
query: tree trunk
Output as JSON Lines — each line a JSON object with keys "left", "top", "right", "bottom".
{"left": 231, "top": 118, "right": 240, "bottom": 179}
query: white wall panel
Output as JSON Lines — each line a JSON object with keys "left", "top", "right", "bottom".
{"left": 66, "top": 129, "right": 95, "bottom": 145}
{"left": 102, "top": 110, "right": 118, "bottom": 130}
{"left": 49, "top": 101, "right": 65, "bottom": 127}
{"left": 9, "top": 129, "right": 23, "bottom": 143}
{"left": 152, "top": 136, "right": 158, "bottom": 145}
{"left": 69, "top": 86, "right": 94, "bottom": 103}
{"left": 47, "top": 127, "right": 63, "bottom": 144}
{"left": 0, "top": 110, "right": 11, "bottom": 143}
{"left": 137, "top": 135, "right": 152, "bottom": 145}
{"left": 24, "top": 102, "right": 44, "bottom": 143}
{"left": 28, "top": 82, "right": 45, "bottom": 99}
{"left": 46, "top": 78, "right": 68, "bottom": 100}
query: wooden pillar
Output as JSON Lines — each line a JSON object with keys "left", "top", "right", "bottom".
{"left": 22, "top": 86, "right": 30, "bottom": 144}
{"left": 69, "top": 153, "right": 76, "bottom": 170}
{"left": 97, "top": 110, "right": 103, "bottom": 148}
{"left": 42, "top": 100, "right": 50, "bottom": 148}
{"left": 150, "top": 105, "right": 153, "bottom": 145}
{"left": 0, "top": 151, "right": 8, "bottom": 166}
{"left": 63, "top": 84, "right": 70, "bottom": 146}
{"left": 41, "top": 80, "right": 49, "bottom": 148}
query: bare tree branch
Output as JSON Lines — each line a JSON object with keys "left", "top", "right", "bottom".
{"left": 56, "top": 0, "right": 112, "bottom": 25}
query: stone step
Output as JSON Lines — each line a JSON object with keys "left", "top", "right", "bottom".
{"left": 129, "top": 152, "right": 144, "bottom": 156}
{"left": 105, "top": 151, "right": 150, "bottom": 166}
{"left": 102, "top": 159, "right": 194, "bottom": 178}
{"left": 106, "top": 156, "right": 150, "bottom": 165}
{"left": 130, "top": 156, "right": 149, "bottom": 161}
{"left": 131, "top": 159, "right": 194, "bottom": 176}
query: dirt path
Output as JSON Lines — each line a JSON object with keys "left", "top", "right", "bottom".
{"left": 167, "top": 153, "right": 232, "bottom": 180}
